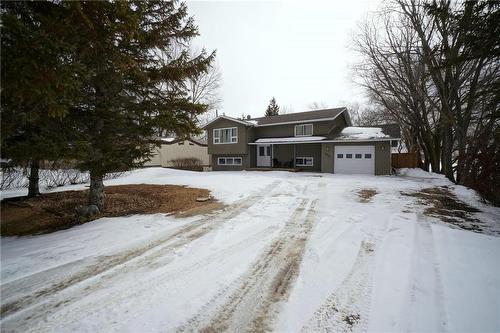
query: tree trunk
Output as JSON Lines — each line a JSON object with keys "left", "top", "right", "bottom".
{"left": 28, "top": 160, "right": 40, "bottom": 197}
{"left": 89, "top": 171, "right": 104, "bottom": 210}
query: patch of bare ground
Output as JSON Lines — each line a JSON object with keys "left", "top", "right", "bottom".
{"left": 358, "top": 189, "right": 377, "bottom": 203}
{"left": 402, "top": 186, "right": 485, "bottom": 233}
{"left": 1, "top": 184, "right": 216, "bottom": 236}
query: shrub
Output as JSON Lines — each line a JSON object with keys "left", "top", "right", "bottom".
{"left": 169, "top": 158, "right": 203, "bottom": 171}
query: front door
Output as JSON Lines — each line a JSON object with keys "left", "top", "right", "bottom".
{"left": 257, "top": 144, "right": 271, "bottom": 167}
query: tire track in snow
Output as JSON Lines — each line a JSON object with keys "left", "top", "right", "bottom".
{"left": 299, "top": 190, "right": 394, "bottom": 333}
{"left": 0, "top": 181, "right": 282, "bottom": 325}
{"left": 179, "top": 196, "right": 319, "bottom": 333}
{"left": 300, "top": 240, "right": 376, "bottom": 333}
{"left": 401, "top": 213, "right": 448, "bottom": 332}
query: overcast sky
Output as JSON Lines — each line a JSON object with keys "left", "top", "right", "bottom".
{"left": 187, "top": 0, "right": 382, "bottom": 118}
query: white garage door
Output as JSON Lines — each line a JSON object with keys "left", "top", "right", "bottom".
{"left": 334, "top": 145, "right": 375, "bottom": 174}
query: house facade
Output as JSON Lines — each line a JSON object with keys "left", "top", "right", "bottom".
{"left": 202, "top": 108, "right": 400, "bottom": 175}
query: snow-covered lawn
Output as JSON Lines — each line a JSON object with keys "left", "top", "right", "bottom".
{"left": 1, "top": 168, "right": 499, "bottom": 333}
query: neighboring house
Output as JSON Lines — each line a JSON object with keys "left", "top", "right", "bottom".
{"left": 144, "top": 137, "right": 211, "bottom": 167}
{"left": 202, "top": 108, "right": 401, "bottom": 175}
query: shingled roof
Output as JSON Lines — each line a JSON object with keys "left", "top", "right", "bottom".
{"left": 250, "top": 107, "right": 347, "bottom": 126}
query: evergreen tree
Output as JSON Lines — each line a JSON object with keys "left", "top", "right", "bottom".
{"left": 265, "top": 97, "right": 280, "bottom": 117}
{"left": 1, "top": 1, "right": 83, "bottom": 197}
{"left": 65, "top": 1, "right": 214, "bottom": 209}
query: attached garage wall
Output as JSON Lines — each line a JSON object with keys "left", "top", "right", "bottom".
{"left": 321, "top": 143, "right": 334, "bottom": 173}
{"left": 327, "top": 141, "right": 391, "bottom": 175}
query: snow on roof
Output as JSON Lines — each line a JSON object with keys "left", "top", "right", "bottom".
{"left": 337, "top": 127, "right": 389, "bottom": 140}
{"left": 160, "top": 137, "right": 176, "bottom": 143}
{"left": 255, "top": 136, "right": 326, "bottom": 143}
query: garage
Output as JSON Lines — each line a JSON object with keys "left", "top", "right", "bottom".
{"left": 334, "top": 145, "right": 375, "bottom": 174}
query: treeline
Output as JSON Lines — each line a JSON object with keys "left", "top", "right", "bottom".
{"left": 1, "top": 1, "right": 215, "bottom": 210}
{"left": 354, "top": 0, "right": 499, "bottom": 205}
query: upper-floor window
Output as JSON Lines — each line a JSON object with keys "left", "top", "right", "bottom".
{"left": 213, "top": 127, "right": 237, "bottom": 144}
{"left": 295, "top": 124, "right": 313, "bottom": 137}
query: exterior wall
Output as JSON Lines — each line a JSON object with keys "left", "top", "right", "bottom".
{"left": 330, "top": 141, "right": 391, "bottom": 175}
{"left": 205, "top": 118, "right": 251, "bottom": 155}
{"left": 254, "top": 117, "right": 346, "bottom": 139}
{"left": 211, "top": 154, "right": 249, "bottom": 171}
{"left": 273, "top": 145, "right": 294, "bottom": 166}
{"left": 321, "top": 143, "right": 335, "bottom": 173}
{"left": 144, "top": 140, "right": 210, "bottom": 167}
{"left": 295, "top": 143, "right": 322, "bottom": 172}
{"left": 374, "top": 141, "right": 391, "bottom": 175}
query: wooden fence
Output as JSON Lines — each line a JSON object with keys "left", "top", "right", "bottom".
{"left": 392, "top": 153, "right": 419, "bottom": 168}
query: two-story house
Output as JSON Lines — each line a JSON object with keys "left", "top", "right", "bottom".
{"left": 202, "top": 107, "right": 400, "bottom": 175}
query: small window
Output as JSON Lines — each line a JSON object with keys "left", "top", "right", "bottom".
{"left": 391, "top": 140, "right": 399, "bottom": 147}
{"left": 295, "top": 124, "right": 313, "bottom": 137}
{"left": 266, "top": 146, "right": 271, "bottom": 155}
{"left": 189, "top": 143, "right": 194, "bottom": 146}
{"left": 346, "top": 154, "right": 352, "bottom": 158}
{"left": 337, "top": 154, "right": 343, "bottom": 158}
{"left": 355, "top": 154, "right": 362, "bottom": 159}
{"left": 365, "top": 153, "right": 372, "bottom": 159}
{"left": 295, "top": 157, "right": 313, "bottom": 167}
{"left": 217, "top": 157, "right": 242, "bottom": 166}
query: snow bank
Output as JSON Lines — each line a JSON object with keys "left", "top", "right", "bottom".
{"left": 396, "top": 167, "right": 447, "bottom": 179}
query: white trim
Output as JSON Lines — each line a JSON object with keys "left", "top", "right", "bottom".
{"left": 202, "top": 115, "right": 254, "bottom": 129}
{"left": 248, "top": 138, "right": 395, "bottom": 145}
{"left": 294, "top": 123, "right": 313, "bottom": 137}
{"left": 213, "top": 127, "right": 238, "bottom": 144}
{"left": 217, "top": 156, "right": 242, "bottom": 166}
{"left": 295, "top": 157, "right": 314, "bottom": 167}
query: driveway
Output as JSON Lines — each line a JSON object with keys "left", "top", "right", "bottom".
{"left": 1, "top": 168, "right": 499, "bottom": 332}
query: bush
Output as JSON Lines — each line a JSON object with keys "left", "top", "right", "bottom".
{"left": 169, "top": 158, "right": 203, "bottom": 171}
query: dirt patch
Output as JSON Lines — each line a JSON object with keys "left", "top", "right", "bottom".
{"left": 402, "top": 186, "right": 484, "bottom": 233}
{"left": 1, "top": 184, "right": 216, "bottom": 236}
{"left": 357, "top": 189, "right": 377, "bottom": 203}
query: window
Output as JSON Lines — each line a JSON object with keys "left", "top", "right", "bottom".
{"left": 295, "top": 157, "right": 313, "bottom": 167}
{"left": 294, "top": 124, "right": 313, "bottom": 137}
{"left": 365, "top": 153, "right": 372, "bottom": 159}
{"left": 337, "top": 154, "right": 343, "bottom": 158}
{"left": 346, "top": 154, "right": 353, "bottom": 158}
{"left": 218, "top": 157, "right": 242, "bottom": 165}
{"left": 189, "top": 143, "right": 194, "bottom": 146}
{"left": 391, "top": 140, "right": 399, "bottom": 147}
{"left": 355, "top": 154, "right": 362, "bottom": 159}
{"left": 213, "top": 127, "right": 238, "bottom": 144}
{"left": 259, "top": 146, "right": 265, "bottom": 156}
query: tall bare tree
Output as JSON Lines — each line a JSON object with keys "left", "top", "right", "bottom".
{"left": 354, "top": 0, "right": 500, "bottom": 204}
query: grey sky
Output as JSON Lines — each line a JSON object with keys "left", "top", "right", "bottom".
{"left": 187, "top": 0, "right": 382, "bottom": 118}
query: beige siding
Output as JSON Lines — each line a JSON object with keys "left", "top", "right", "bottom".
{"left": 144, "top": 140, "right": 210, "bottom": 167}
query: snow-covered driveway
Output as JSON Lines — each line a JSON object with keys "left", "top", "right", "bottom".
{"left": 1, "top": 168, "right": 499, "bottom": 332}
